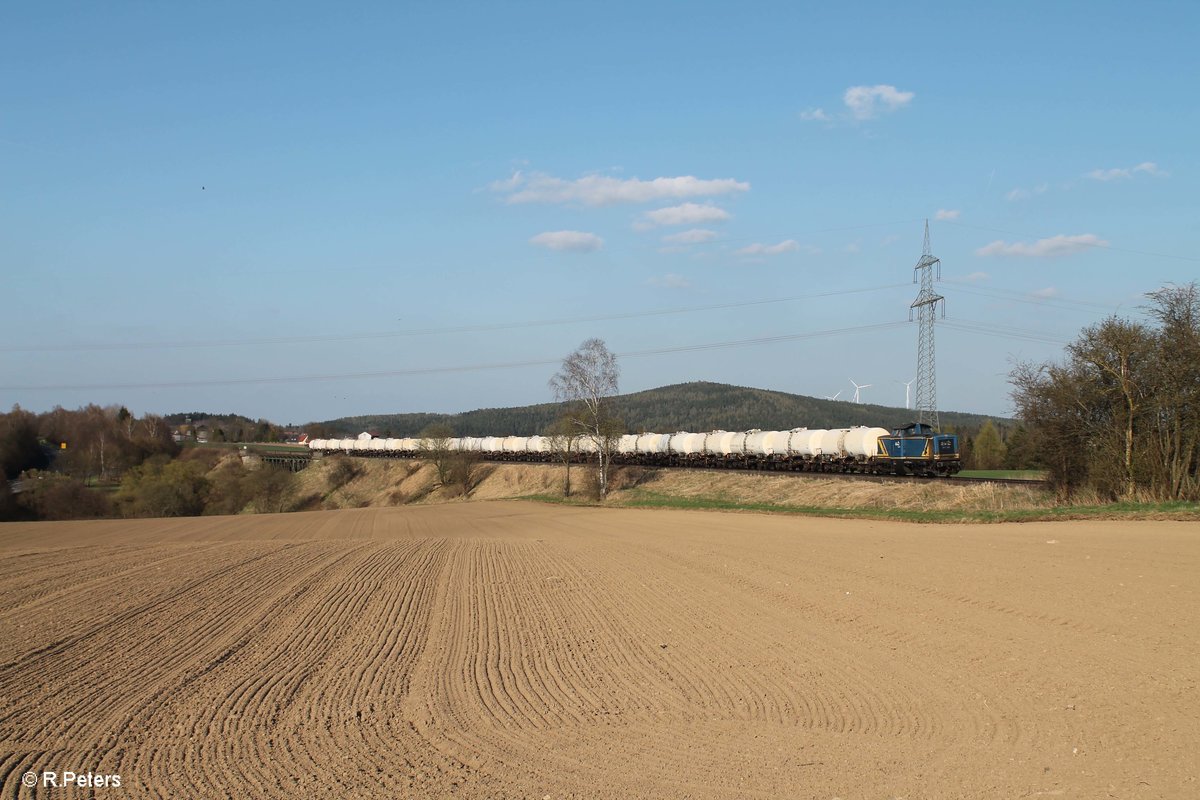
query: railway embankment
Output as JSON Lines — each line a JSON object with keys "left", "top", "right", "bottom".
{"left": 296, "top": 457, "right": 1199, "bottom": 523}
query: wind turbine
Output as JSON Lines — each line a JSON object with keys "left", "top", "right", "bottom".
{"left": 896, "top": 377, "right": 916, "bottom": 409}
{"left": 824, "top": 390, "right": 843, "bottom": 401}
{"left": 849, "top": 378, "right": 872, "bottom": 404}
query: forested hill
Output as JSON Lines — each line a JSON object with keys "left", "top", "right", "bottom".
{"left": 310, "top": 382, "right": 1006, "bottom": 437}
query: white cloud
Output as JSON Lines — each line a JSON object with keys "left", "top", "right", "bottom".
{"left": 737, "top": 239, "right": 800, "bottom": 256}
{"left": 1030, "top": 286, "right": 1060, "bottom": 298}
{"left": 488, "top": 171, "right": 523, "bottom": 192}
{"left": 844, "top": 243, "right": 860, "bottom": 254}
{"left": 494, "top": 171, "right": 749, "bottom": 206}
{"left": 662, "top": 228, "right": 717, "bottom": 245}
{"left": 963, "top": 271, "right": 990, "bottom": 282}
{"left": 1005, "top": 182, "right": 1049, "bottom": 201}
{"left": 843, "top": 84, "right": 914, "bottom": 120}
{"left": 975, "top": 233, "right": 1108, "bottom": 258}
{"left": 934, "top": 209, "right": 960, "bottom": 220}
{"left": 529, "top": 230, "right": 604, "bottom": 253}
{"left": 1085, "top": 161, "right": 1168, "bottom": 181}
{"left": 800, "top": 107, "right": 830, "bottom": 121}
{"left": 647, "top": 273, "right": 691, "bottom": 289}
{"left": 638, "top": 202, "right": 731, "bottom": 229}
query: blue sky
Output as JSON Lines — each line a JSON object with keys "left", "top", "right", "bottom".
{"left": 3, "top": 2, "right": 1197, "bottom": 424}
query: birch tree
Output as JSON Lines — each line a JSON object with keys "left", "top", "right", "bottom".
{"left": 549, "top": 339, "right": 623, "bottom": 499}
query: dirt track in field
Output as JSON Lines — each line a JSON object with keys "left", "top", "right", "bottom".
{"left": 1, "top": 503, "right": 1196, "bottom": 799}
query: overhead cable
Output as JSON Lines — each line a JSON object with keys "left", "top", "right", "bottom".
{"left": 0, "top": 321, "right": 910, "bottom": 392}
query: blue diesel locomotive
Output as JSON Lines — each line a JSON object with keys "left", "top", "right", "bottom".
{"left": 876, "top": 423, "right": 961, "bottom": 476}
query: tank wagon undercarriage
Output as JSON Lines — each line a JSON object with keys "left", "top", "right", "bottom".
{"left": 309, "top": 423, "right": 960, "bottom": 478}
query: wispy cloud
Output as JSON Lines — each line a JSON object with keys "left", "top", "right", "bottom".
{"left": 737, "top": 240, "right": 800, "bottom": 256}
{"left": 843, "top": 84, "right": 914, "bottom": 120}
{"left": 647, "top": 273, "right": 691, "bottom": 289}
{"left": 493, "top": 171, "right": 749, "bottom": 206}
{"left": 1085, "top": 161, "right": 1168, "bottom": 181}
{"left": 1030, "top": 286, "right": 1060, "bottom": 298}
{"left": 962, "top": 271, "right": 990, "bottom": 283}
{"left": 529, "top": 230, "right": 604, "bottom": 252}
{"left": 934, "top": 209, "right": 960, "bottom": 220}
{"left": 662, "top": 228, "right": 717, "bottom": 245}
{"left": 1005, "top": 183, "right": 1049, "bottom": 202}
{"left": 637, "top": 202, "right": 731, "bottom": 229}
{"left": 800, "top": 84, "right": 914, "bottom": 124}
{"left": 975, "top": 234, "right": 1108, "bottom": 258}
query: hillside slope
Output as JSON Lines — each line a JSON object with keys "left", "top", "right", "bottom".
{"left": 314, "top": 381, "right": 1006, "bottom": 436}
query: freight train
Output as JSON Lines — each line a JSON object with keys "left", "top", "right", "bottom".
{"left": 308, "top": 422, "right": 960, "bottom": 477}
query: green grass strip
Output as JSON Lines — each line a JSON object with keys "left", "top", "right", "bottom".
{"left": 516, "top": 490, "right": 1200, "bottom": 524}
{"left": 957, "top": 469, "right": 1047, "bottom": 480}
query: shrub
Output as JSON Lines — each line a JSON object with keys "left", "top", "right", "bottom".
{"left": 15, "top": 470, "right": 111, "bottom": 520}
{"left": 245, "top": 465, "right": 296, "bottom": 513}
{"left": 116, "top": 458, "right": 210, "bottom": 517}
{"left": 204, "top": 461, "right": 254, "bottom": 515}
{"left": 325, "top": 457, "right": 363, "bottom": 491}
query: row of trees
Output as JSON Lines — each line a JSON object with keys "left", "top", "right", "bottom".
{"left": 1011, "top": 284, "right": 1199, "bottom": 500}
{"left": 1, "top": 404, "right": 178, "bottom": 484}
{"left": 165, "top": 413, "right": 288, "bottom": 444}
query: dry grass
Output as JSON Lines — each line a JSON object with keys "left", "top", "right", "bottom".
{"left": 283, "top": 459, "right": 1200, "bottom": 523}
{"left": 298, "top": 459, "right": 1052, "bottom": 515}
{"left": 622, "top": 468, "right": 1051, "bottom": 512}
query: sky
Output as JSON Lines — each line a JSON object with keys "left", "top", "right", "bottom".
{"left": 3, "top": 2, "right": 1198, "bottom": 425}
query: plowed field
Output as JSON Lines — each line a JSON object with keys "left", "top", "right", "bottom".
{"left": 1, "top": 502, "right": 1197, "bottom": 798}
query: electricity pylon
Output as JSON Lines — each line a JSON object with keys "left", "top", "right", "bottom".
{"left": 909, "top": 220, "right": 944, "bottom": 430}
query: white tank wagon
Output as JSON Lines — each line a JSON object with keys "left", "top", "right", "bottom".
{"left": 637, "top": 433, "right": 671, "bottom": 456}
{"left": 307, "top": 421, "right": 958, "bottom": 476}
{"left": 744, "top": 430, "right": 773, "bottom": 456}
{"left": 816, "top": 429, "right": 849, "bottom": 460}
{"left": 525, "top": 435, "right": 552, "bottom": 454}
{"left": 842, "top": 427, "right": 889, "bottom": 461}
{"left": 673, "top": 432, "right": 706, "bottom": 457}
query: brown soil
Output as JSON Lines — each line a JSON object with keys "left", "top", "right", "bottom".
{"left": 1, "top": 504, "right": 1196, "bottom": 798}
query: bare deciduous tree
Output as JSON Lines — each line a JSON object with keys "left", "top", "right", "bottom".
{"left": 544, "top": 414, "right": 580, "bottom": 497}
{"left": 1144, "top": 283, "right": 1200, "bottom": 500}
{"left": 549, "top": 338, "right": 623, "bottom": 498}
{"left": 1011, "top": 283, "right": 1200, "bottom": 501}
{"left": 417, "top": 423, "right": 456, "bottom": 486}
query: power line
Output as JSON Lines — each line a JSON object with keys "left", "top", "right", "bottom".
{"left": 941, "top": 319, "right": 1068, "bottom": 346}
{"left": 0, "top": 283, "right": 911, "bottom": 354}
{"left": 941, "top": 281, "right": 1123, "bottom": 314}
{"left": 0, "top": 321, "right": 910, "bottom": 392}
